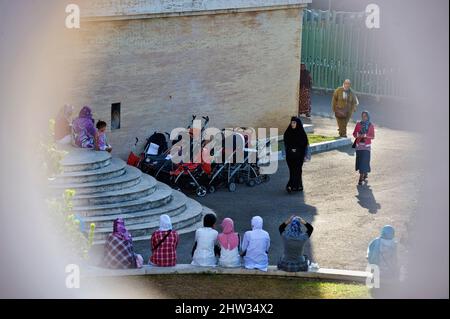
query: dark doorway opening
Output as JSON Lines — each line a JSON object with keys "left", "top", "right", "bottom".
{"left": 111, "top": 103, "right": 121, "bottom": 130}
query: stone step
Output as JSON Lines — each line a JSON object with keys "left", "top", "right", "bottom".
{"left": 92, "top": 197, "right": 204, "bottom": 243}
{"left": 49, "top": 165, "right": 142, "bottom": 195}
{"left": 57, "top": 158, "right": 126, "bottom": 184}
{"left": 72, "top": 174, "right": 158, "bottom": 206}
{"left": 60, "top": 147, "right": 112, "bottom": 173}
{"left": 73, "top": 182, "right": 173, "bottom": 217}
{"left": 80, "top": 189, "right": 188, "bottom": 228}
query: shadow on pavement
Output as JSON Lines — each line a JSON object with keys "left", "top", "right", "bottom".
{"left": 356, "top": 184, "right": 381, "bottom": 214}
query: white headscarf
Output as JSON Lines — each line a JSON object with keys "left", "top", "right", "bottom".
{"left": 159, "top": 214, "right": 172, "bottom": 231}
{"left": 251, "top": 216, "right": 263, "bottom": 230}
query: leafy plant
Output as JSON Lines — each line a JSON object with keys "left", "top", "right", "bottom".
{"left": 40, "top": 119, "right": 67, "bottom": 179}
{"left": 47, "top": 188, "right": 96, "bottom": 261}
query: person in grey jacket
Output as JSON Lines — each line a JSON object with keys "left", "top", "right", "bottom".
{"left": 277, "top": 215, "right": 314, "bottom": 272}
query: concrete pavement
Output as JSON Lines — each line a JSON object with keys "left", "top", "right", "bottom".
{"left": 132, "top": 113, "right": 422, "bottom": 271}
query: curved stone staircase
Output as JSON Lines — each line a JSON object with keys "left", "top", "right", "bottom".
{"left": 49, "top": 147, "right": 208, "bottom": 245}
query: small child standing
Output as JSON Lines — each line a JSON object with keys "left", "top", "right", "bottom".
{"left": 95, "top": 121, "right": 113, "bottom": 153}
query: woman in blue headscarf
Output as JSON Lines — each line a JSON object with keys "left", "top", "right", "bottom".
{"left": 277, "top": 215, "right": 314, "bottom": 272}
{"left": 353, "top": 111, "right": 375, "bottom": 185}
{"left": 367, "top": 225, "right": 399, "bottom": 283}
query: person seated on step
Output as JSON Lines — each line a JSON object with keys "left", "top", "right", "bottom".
{"left": 367, "top": 225, "right": 400, "bottom": 288}
{"left": 72, "top": 106, "right": 96, "bottom": 149}
{"left": 241, "top": 216, "right": 271, "bottom": 272}
{"left": 218, "top": 218, "right": 241, "bottom": 268}
{"left": 54, "top": 104, "right": 74, "bottom": 145}
{"left": 95, "top": 120, "right": 112, "bottom": 153}
{"left": 277, "top": 215, "right": 314, "bottom": 272}
{"left": 102, "top": 218, "right": 143, "bottom": 269}
{"left": 149, "top": 215, "right": 179, "bottom": 267}
{"left": 191, "top": 214, "right": 219, "bottom": 267}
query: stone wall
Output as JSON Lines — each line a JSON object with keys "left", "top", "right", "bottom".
{"left": 64, "top": 6, "right": 306, "bottom": 158}
{"left": 78, "top": 0, "right": 310, "bottom": 17}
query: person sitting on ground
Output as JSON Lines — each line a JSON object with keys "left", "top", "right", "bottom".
{"left": 95, "top": 120, "right": 112, "bottom": 153}
{"left": 367, "top": 225, "right": 400, "bottom": 285}
{"left": 191, "top": 214, "right": 219, "bottom": 267}
{"left": 241, "top": 216, "right": 271, "bottom": 272}
{"left": 277, "top": 215, "right": 314, "bottom": 272}
{"left": 218, "top": 218, "right": 241, "bottom": 268}
{"left": 54, "top": 104, "right": 74, "bottom": 145}
{"left": 149, "top": 215, "right": 179, "bottom": 267}
{"left": 102, "top": 218, "right": 143, "bottom": 269}
{"left": 72, "top": 106, "right": 96, "bottom": 149}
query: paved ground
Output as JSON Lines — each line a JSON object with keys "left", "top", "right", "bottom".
{"left": 133, "top": 95, "right": 422, "bottom": 270}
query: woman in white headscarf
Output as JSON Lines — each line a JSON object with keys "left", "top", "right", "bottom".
{"left": 241, "top": 216, "right": 271, "bottom": 272}
{"left": 149, "top": 215, "right": 179, "bottom": 267}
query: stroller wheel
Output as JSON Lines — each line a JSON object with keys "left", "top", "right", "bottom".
{"left": 255, "top": 176, "right": 262, "bottom": 185}
{"left": 196, "top": 186, "right": 207, "bottom": 198}
{"left": 246, "top": 179, "right": 256, "bottom": 187}
{"left": 228, "top": 183, "right": 237, "bottom": 193}
{"left": 208, "top": 185, "right": 216, "bottom": 194}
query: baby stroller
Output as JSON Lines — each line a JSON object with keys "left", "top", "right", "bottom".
{"left": 139, "top": 132, "right": 174, "bottom": 185}
{"left": 140, "top": 115, "right": 211, "bottom": 194}
{"left": 206, "top": 129, "right": 271, "bottom": 192}
{"left": 170, "top": 162, "right": 211, "bottom": 197}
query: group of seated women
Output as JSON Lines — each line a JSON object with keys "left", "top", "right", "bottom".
{"left": 101, "top": 213, "right": 315, "bottom": 273}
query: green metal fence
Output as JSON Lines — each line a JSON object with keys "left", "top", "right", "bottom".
{"left": 301, "top": 9, "right": 403, "bottom": 97}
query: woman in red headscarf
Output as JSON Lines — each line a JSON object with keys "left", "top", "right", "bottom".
{"left": 218, "top": 218, "right": 241, "bottom": 268}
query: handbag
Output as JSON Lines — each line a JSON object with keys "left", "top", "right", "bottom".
{"left": 335, "top": 92, "right": 353, "bottom": 119}
{"left": 304, "top": 145, "right": 312, "bottom": 162}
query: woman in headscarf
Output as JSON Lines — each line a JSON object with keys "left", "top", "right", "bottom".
{"left": 299, "top": 63, "right": 313, "bottom": 117}
{"left": 353, "top": 111, "right": 375, "bottom": 185}
{"left": 149, "top": 215, "right": 179, "bottom": 267}
{"left": 54, "top": 104, "right": 74, "bottom": 145}
{"left": 283, "top": 117, "right": 309, "bottom": 193}
{"left": 72, "top": 106, "right": 96, "bottom": 149}
{"left": 367, "top": 225, "right": 399, "bottom": 284}
{"left": 277, "top": 215, "right": 314, "bottom": 272}
{"left": 191, "top": 214, "right": 219, "bottom": 267}
{"left": 102, "top": 218, "right": 143, "bottom": 269}
{"left": 241, "top": 216, "right": 271, "bottom": 272}
{"left": 218, "top": 218, "right": 241, "bottom": 268}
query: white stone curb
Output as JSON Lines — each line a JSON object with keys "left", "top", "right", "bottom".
{"left": 276, "top": 137, "right": 352, "bottom": 160}
{"left": 83, "top": 264, "right": 371, "bottom": 283}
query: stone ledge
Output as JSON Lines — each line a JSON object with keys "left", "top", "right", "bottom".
{"left": 276, "top": 137, "right": 352, "bottom": 161}
{"left": 82, "top": 0, "right": 311, "bottom": 21}
{"left": 83, "top": 264, "right": 371, "bottom": 283}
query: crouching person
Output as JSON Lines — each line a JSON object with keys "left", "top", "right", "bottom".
{"left": 149, "top": 215, "right": 179, "bottom": 267}
{"left": 367, "top": 225, "right": 400, "bottom": 292}
{"left": 191, "top": 214, "right": 219, "bottom": 267}
{"left": 278, "top": 216, "right": 313, "bottom": 272}
{"left": 102, "top": 218, "right": 143, "bottom": 269}
{"left": 241, "top": 216, "right": 271, "bottom": 272}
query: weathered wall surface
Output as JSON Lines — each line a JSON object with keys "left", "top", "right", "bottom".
{"left": 78, "top": 0, "right": 310, "bottom": 17}
{"left": 64, "top": 8, "right": 304, "bottom": 158}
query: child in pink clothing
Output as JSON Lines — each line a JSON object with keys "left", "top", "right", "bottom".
{"left": 95, "top": 121, "right": 113, "bottom": 153}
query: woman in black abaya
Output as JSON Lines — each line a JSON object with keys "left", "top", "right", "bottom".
{"left": 284, "top": 117, "right": 309, "bottom": 193}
